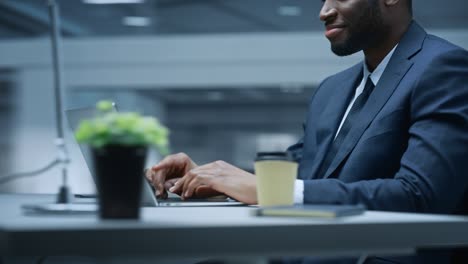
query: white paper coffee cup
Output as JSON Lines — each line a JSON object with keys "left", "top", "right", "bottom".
{"left": 254, "top": 152, "right": 298, "bottom": 207}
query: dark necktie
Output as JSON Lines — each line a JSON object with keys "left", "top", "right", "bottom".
{"left": 315, "top": 76, "right": 375, "bottom": 179}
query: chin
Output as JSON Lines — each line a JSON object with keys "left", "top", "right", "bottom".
{"left": 331, "top": 43, "right": 361, "bottom": 57}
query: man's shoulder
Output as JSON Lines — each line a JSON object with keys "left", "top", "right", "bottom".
{"left": 422, "top": 33, "right": 467, "bottom": 57}
{"left": 412, "top": 32, "right": 468, "bottom": 75}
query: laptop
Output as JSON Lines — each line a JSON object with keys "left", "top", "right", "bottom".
{"left": 65, "top": 103, "right": 244, "bottom": 208}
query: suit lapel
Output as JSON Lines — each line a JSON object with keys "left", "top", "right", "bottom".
{"left": 307, "top": 64, "right": 362, "bottom": 179}
{"left": 323, "top": 21, "right": 426, "bottom": 179}
{"left": 316, "top": 65, "right": 362, "bottom": 145}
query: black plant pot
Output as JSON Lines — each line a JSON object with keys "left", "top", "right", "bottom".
{"left": 92, "top": 145, "right": 147, "bottom": 219}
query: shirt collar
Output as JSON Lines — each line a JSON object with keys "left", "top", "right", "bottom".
{"left": 363, "top": 44, "right": 398, "bottom": 86}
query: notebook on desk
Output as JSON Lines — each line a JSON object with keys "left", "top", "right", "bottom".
{"left": 255, "top": 204, "right": 366, "bottom": 218}
{"left": 65, "top": 103, "right": 244, "bottom": 208}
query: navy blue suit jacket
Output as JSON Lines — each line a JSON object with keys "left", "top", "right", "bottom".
{"left": 286, "top": 22, "right": 468, "bottom": 263}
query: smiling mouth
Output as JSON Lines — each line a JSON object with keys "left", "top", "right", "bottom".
{"left": 325, "top": 26, "right": 346, "bottom": 39}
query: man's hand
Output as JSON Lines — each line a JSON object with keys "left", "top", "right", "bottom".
{"left": 169, "top": 160, "right": 258, "bottom": 205}
{"left": 145, "top": 153, "right": 197, "bottom": 198}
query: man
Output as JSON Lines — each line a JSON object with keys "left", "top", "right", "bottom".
{"left": 147, "top": 0, "right": 468, "bottom": 263}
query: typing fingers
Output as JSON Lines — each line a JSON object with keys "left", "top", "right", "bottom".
{"left": 183, "top": 173, "right": 212, "bottom": 198}
{"left": 169, "top": 177, "right": 185, "bottom": 195}
{"left": 181, "top": 164, "right": 216, "bottom": 198}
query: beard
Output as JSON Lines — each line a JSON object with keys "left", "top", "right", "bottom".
{"left": 331, "top": 1, "right": 387, "bottom": 56}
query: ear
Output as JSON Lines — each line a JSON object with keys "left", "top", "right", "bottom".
{"left": 383, "top": 0, "right": 400, "bottom": 7}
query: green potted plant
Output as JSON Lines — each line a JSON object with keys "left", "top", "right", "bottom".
{"left": 75, "top": 100, "right": 169, "bottom": 219}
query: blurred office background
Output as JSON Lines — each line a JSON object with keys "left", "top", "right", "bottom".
{"left": 0, "top": 0, "right": 467, "bottom": 194}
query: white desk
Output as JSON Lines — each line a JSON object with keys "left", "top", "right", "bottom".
{"left": 2, "top": 194, "right": 468, "bottom": 262}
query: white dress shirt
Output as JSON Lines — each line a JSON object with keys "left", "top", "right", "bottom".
{"left": 293, "top": 45, "right": 398, "bottom": 204}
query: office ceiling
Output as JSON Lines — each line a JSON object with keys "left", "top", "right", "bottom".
{"left": 0, "top": 0, "right": 467, "bottom": 39}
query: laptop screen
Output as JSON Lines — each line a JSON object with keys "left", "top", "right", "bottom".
{"left": 65, "top": 104, "right": 118, "bottom": 184}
